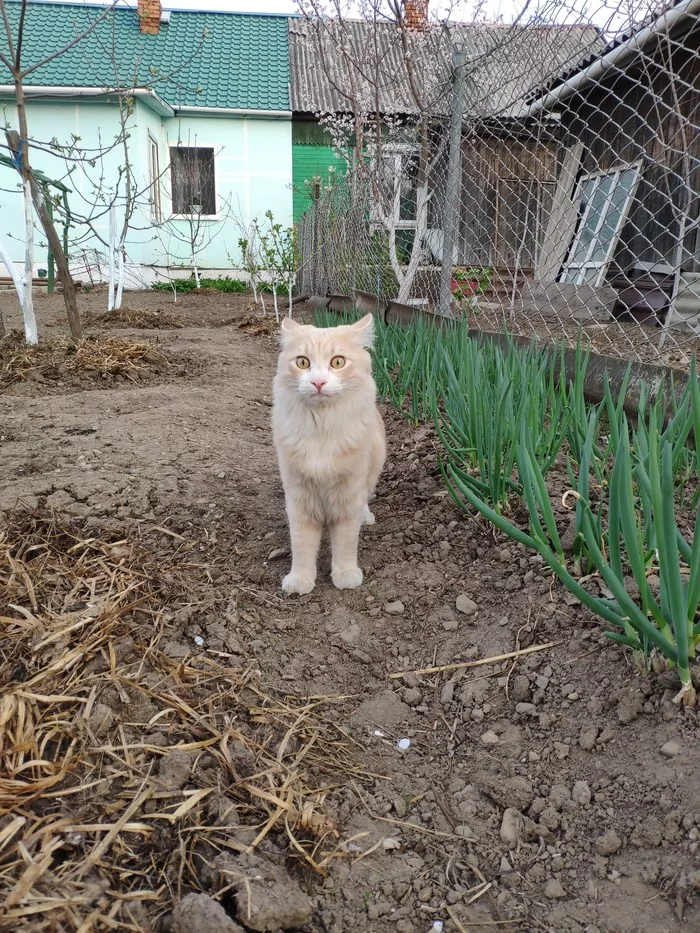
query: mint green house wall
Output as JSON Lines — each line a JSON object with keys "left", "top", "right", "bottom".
{"left": 0, "top": 3, "right": 292, "bottom": 287}
{"left": 0, "top": 97, "right": 292, "bottom": 284}
{"left": 140, "top": 109, "right": 293, "bottom": 277}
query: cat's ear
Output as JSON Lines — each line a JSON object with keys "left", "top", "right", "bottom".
{"left": 351, "top": 313, "right": 375, "bottom": 349}
{"left": 279, "top": 316, "right": 302, "bottom": 345}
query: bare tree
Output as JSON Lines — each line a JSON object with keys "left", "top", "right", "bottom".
{"left": 0, "top": 0, "right": 122, "bottom": 339}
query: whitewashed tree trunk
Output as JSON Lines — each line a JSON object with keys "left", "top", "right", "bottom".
{"left": 115, "top": 246, "right": 125, "bottom": 310}
{"left": 288, "top": 274, "right": 293, "bottom": 317}
{"left": 0, "top": 231, "right": 25, "bottom": 310}
{"left": 22, "top": 180, "right": 38, "bottom": 345}
{"left": 272, "top": 283, "right": 279, "bottom": 322}
{"left": 396, "top": 183, "right": 429, "bottom": 305}
{"left": 107, "top": 203, "right": 116, "bottom": 311}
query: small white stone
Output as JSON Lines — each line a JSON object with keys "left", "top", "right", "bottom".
{"left": 396, "top": 738, "right": 411, "bottom": 751}
{"left": 193, "top": 635, "right": 204, "bottom": 646}
{"left": 385, "top": 600, "right": 405, "bottom": 615}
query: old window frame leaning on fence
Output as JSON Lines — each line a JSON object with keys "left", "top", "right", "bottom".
{"left": 559, "top": 161, "right": 643, "bottom": 287}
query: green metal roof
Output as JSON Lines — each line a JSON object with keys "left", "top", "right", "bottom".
{"left": 0, "top": 1, "right": 290, "bottom": 112}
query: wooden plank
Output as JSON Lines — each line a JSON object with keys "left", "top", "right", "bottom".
{"left": 535, "top": 142, "right": 584, "bottom": 283}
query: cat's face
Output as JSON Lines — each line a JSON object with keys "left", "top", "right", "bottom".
{"left": 276, "top": 314, "right": 375, "bottom": 404}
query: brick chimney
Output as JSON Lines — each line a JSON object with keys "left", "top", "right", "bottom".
{"left": 138, "top": 0, "right": 162, "bottom": 35}
{"left": 404, "top": 0, "right": 428, "bottom": 30}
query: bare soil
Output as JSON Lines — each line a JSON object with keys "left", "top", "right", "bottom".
{"left": 1, "top": 287, "right": 699, "bottom": 933}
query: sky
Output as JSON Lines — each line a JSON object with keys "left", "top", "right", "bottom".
{"left": 40, "top": 0, "right": 653, "bottom": 34}
{"left": 37, "top": 0, "right": 590, "bottom": 21}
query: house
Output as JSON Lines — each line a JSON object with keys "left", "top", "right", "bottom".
{"left": 0, "top": 0, "right": 292, "bottom": 286}
{"left": 288, "top": 2, "right": 603, "bottom": 283}
{"left": 521, "top": 0, "right": 700, "bottom": 333}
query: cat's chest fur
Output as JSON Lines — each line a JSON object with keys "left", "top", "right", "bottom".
{"left": 275, "top": 401, "right": 372, "bottom": 482}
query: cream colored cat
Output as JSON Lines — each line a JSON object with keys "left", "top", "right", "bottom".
{"left": 272, "top": 313, "right": 386, "bottom": 595}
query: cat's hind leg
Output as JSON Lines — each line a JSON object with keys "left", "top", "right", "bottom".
{"left": 282, "top": 505, "right": 322, "bottom": 596}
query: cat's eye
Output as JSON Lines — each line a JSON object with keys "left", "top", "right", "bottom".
{"left": 295, "top": 356, "right": 310, "bottom": 369}
{"left": 330, "top": 356, "right": 346, "bottom": 369}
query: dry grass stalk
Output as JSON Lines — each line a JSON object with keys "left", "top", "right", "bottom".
{"left": 0, "top": 505, "right": 359, "bottom": 931}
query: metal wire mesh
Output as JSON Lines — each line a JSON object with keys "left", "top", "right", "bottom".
{"left": 294, "top": 1, "right": 700, "bottom": 371}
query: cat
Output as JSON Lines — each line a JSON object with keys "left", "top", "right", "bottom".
{"left": 271, "top": 313, "right": 386, "bottom": 595}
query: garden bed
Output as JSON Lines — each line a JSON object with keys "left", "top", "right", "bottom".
{"left": 0, "top": 288, "right": 698, "bottom": 933}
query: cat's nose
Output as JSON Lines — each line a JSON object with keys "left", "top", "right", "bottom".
{"left": 311, "top": 378, "right": 327, "bottom": 392}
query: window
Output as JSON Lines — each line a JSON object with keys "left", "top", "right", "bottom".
{"left": 369, "top": 145, "right": 420, "bottom": 262}
{"left": 148, "top": 135, "right": 162, "bottom": 222}
{"left": 560, "top": 163, "right": 641, "bottom": 286}
{"left": 169, "top": 146, "right": 216, "bottom": 215}
{"left": 370, "top": 145, "right": 419, "bottom": 231}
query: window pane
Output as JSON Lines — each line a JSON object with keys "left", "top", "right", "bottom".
{"left": 170, "top": 147, "right": 216, "bottom": 214}
{"left": 581, "top": 266, "right": 600, "bottom": 284}
{"left": 573, "top": 174, "right": 614, "bottom": 262}
{"left": 565, "top": 177, "right": 596, "bottom": 267}
{"left": 589, "top": 169, "right": 637, "bottom": 264}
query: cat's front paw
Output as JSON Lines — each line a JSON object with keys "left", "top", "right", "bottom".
{"left": 282, "top": 572, "right": 316, "bottom": 596}
{"left": 362, "top": 505, "right": 375, "bottom": 525}
{"left": 332, "top": 567, "right": 363, "bottom": 589}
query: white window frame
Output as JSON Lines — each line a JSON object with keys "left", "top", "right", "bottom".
{"left": 168, "top": 144, "right": 219, "bottom": 219}
{"left": 560, "top": 161, "right": 642, "bottom": 287}
{"left": 148, "top": 133, "right": 162, "bottom": 223}
{"left": 368, "top": 142, "right": 420, "bottom": 233}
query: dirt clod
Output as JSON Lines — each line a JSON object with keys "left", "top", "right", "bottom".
{"left": 225, "top": 854, "right": 313, "bottom": 932}
{"left": 171, "top": 893, "right": 244, "bottom": 933}
{"left": 455, "top": 593, "right": 478, "bottom": 615}
{"left": 544, "top": 878, "right": 566, "bottom": 899}
{"left": 596, "top": 829, "right": 623, "bottom": 856}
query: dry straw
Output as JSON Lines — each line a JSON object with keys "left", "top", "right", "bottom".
{"left": 0, "top": 506, "right": 356, "bottom": 931}
{"left": 0, "top": 331, "right": 171, "bottom": 388}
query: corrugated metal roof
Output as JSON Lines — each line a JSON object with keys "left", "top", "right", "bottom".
{"left": 524, "top": 0, "right": 699, "bottom": 104}
{"left": 0, "top": 1, "right": 290, "bottom": 112}
{"left": 289, "top": 18, "right": 603, "bottom": 119}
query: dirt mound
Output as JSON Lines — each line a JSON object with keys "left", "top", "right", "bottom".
{"left": 0, "top": 331, "right": 200, "bottom": 395}
{"left": 86, "top": 308, "right": 185, "bottom": 329}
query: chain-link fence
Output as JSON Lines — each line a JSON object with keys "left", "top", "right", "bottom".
{"left": 294, "top": 1, "right": 700, "bottom": 371}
